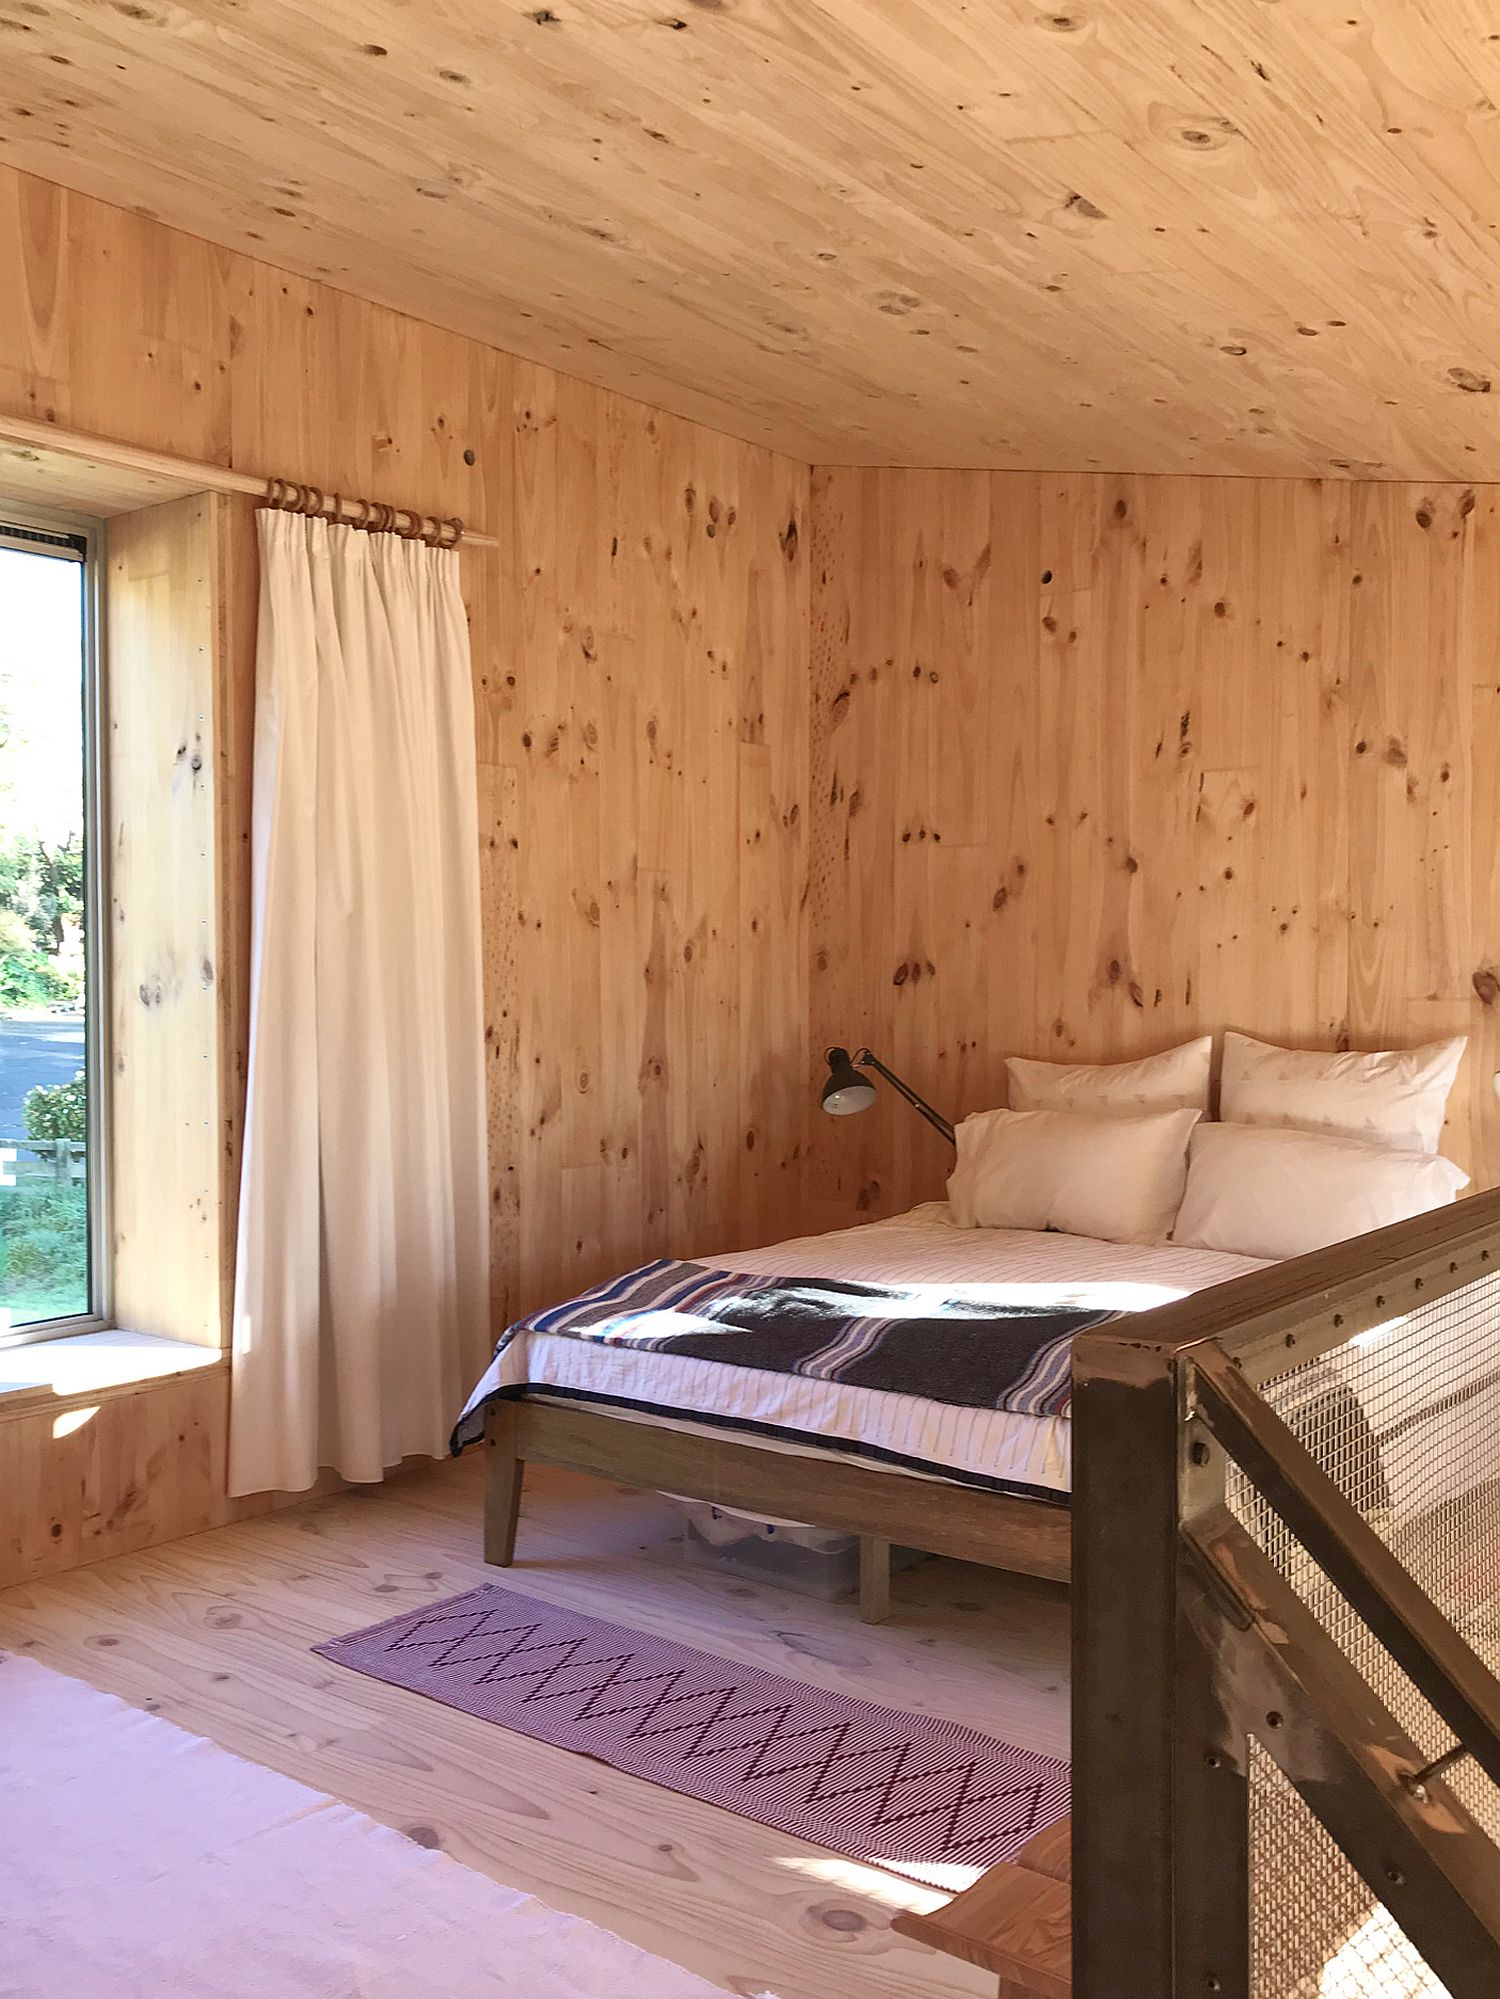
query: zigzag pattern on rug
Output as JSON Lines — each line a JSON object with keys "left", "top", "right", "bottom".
{"left": 318, "top": 1583, "right": 1070, "bottom": 1888}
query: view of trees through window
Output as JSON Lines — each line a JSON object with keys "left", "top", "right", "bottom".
{"left": 0, "top": 529, "right": 92, "bottom": 1336}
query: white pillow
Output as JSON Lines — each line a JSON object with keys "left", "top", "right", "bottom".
{"left": 1006, "top": 1036, "right": 1212, "bottom": 1118}
{"left": 1171, "top": 1122, "right": 1468, "bottom": 1261}
{"left": 1219, "top": 1031, "right": 1465, "bottom": 1155}
{"left": 947, "top": 1106, "right": 1200, "bottom": 1245}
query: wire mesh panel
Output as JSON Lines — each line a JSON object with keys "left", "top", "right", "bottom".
{"left": 1257, "top": 1272, "right": 1500, "bottom": 1620}
{"left": 1226, "top": 1269, "right": 1500, "bottom": 1997}
{"left": 1249, "top": 1745, "right": 1449, "bottom": 1999}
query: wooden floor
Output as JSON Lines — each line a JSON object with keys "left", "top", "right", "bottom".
{"left": 0, "top": 1454, "right": 1070, "bottom": 1999}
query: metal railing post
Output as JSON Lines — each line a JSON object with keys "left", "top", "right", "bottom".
{"left": 1072, "top": 1337, "right": 1182, "bottom": 1997}
{"left": 1174, "top": 1413, "right": 1251, "bottom": 1999}
{"left": 1073, "top": 1337, "right": 1251, "bottom": 1999}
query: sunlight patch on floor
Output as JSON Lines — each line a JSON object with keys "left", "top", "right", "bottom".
{"left": 770, "top": 1848, "right": 980, "bottom": 1907}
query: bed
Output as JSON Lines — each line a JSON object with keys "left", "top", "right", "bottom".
{"left": 452, "top": 1202, "right": 1271, "bottom": 1618}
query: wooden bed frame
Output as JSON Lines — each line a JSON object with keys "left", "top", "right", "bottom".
{"left": 483, "top": 1397, "right": 1070, "bottom": 1623}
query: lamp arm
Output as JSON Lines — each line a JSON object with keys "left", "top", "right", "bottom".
{"left": 854, "top": 1049, "right": 956, "bottom": 1147}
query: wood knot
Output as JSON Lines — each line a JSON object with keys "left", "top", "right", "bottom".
{"left": 814, "top": 1906, "right": 869, "bottom": 1934}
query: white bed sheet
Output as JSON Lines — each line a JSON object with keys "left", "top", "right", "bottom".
{"left": 472, "top": 1203, "right": 1271, "bottom": 1495}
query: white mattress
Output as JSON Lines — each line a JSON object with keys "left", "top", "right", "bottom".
{"left": 469, "top": 1203, "right": 1271, "bottom": 1496}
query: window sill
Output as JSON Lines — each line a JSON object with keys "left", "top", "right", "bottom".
{"left": 0, "top": 1329, "right": 222, "bottom": 1417}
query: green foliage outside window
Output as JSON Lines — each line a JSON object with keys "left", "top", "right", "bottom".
{"left": 23, "top": 1069, "right": 87, "bottom": 1143}
{"left": 0, "top": 1180, "right": 87, "bottom": 1320}
{"left": 0, "top": 832, "right": 83, "bottom": 1010}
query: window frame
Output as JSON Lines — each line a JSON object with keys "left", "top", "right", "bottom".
{"left": 0, "top": 496, "right": 111, "bottom": 1348}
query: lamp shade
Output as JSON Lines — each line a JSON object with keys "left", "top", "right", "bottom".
{"left": 821, "top": 1046, "right": 877, "bottom": 1117}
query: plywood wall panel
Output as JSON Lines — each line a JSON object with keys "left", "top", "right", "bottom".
{"left": 808, "top": 469, "right": 1500, "bottom": 1211}
{"left": 0, "top": 158, "right": 810, "bottom": 1374}
{"left": 0, "top": 1369, "right": 229, "bottom": 1587}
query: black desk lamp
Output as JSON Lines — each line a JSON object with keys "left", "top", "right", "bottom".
{"left": 820, "top": 1046, "right": 956, "bottom": 1147}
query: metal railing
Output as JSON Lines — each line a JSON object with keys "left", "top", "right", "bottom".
{"left": 1073, "top": 1187, "right": 1500, "bottom": 1999}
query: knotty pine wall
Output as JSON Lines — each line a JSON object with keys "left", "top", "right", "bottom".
{"left": 6, "top": 152, "right": 1499, "bottom": 1567}
{"left": 0, "top": 162, "right": 806, "bottom": 1565}
{"left": 805, "top": 469, "right": 1500, "bottom": 1228}
{"left": 0, "top": 161, "right": 809, "bottom": 1333}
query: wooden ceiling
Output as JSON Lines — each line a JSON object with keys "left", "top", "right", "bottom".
{"left": 6, "top": 0, "right": 1500, "bottom": 473}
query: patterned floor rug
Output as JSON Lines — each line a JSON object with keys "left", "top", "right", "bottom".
{"left": 316, "top": 1583, "right": 1069, "bottom": 1888}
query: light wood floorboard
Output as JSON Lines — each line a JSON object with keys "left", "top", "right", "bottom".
{"left": 0, "top": 1454, "right": 1069, "bottom": 1999}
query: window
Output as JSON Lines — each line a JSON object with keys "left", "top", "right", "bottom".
{"left": 0, "top": 506, "right": 106, "bottom": 1345}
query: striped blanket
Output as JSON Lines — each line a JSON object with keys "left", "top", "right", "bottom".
{"left": 451, "top": 1258, "right": 1117, "bottom": 1453}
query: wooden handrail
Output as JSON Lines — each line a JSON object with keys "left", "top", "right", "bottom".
{"left": 1074, "top": 1184, "right": 1500, "bottom": 1388}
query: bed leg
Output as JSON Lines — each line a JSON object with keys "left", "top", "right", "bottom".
{"left": 858, "top": 1536, "right": 892, "bottom": 1623}
{"left": 484, "top": 1402, "right": 524, "bottom": 1566}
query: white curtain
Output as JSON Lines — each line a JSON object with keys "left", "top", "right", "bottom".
{"left": 228, "top": 511, "right": 490, "bottom": 1498}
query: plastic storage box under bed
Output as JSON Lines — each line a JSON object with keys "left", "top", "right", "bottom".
{"left": 671, "top": 1498, "right": 922, "bottom": 1601}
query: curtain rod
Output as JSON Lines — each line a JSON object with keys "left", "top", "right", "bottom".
{"left": 261, "top": 477, "right": 464, "bottom": 549}
{"left": 0, "top": 412, "right": 500, "bottom": 550}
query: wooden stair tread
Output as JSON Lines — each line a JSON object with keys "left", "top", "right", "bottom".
{"left": 892, "top": 1856, "right": 1071, "bottom": 1997}
{"left": 1015, "top": 1817, "right": 1071, "bottom": 1882}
